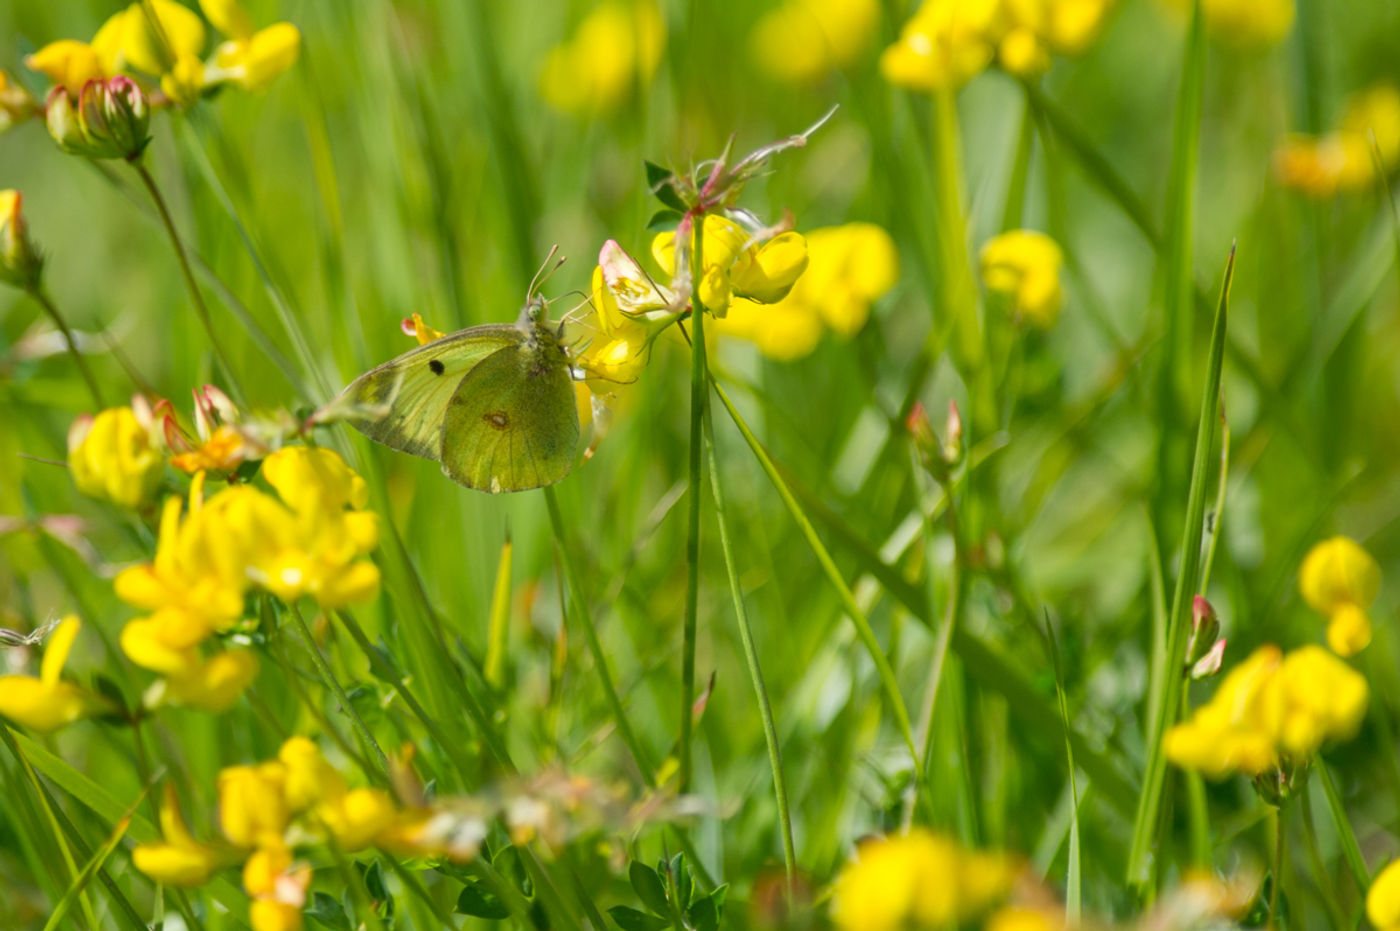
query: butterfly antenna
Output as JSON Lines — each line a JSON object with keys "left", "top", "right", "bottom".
{"left": 528, "top": 245, "right": 567, "bottom": 302}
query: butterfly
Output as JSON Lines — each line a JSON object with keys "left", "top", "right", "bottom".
{"left": 337, "top": 297, "right": 580, "bottom": 494}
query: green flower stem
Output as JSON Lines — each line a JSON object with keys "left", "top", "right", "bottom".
{"left": 1298, "top": 781, "right": 1350, "bottom": 929}
{"left": 711, "top": 378, "right": 921, "bottom": 768}
{"left": 1181, "top": 689, "right": 1211, "bottom": 869}
{"left": 25, "top": 287, "right": 104, "bottom": 408}
{"left": 1317, "top": 758, "right": 1370, "bottom": 891}
{"left": 287, "top": 602, "right": 390, "bottom": 783}
{"left": 679, "top": 221, "right": 707, "bottom": 794}
{"left": 702, "top": 392, "right": 796, "bottom": 888}
{"left": 130, "top": 160, "right": 242, "bottom": 400}
{"left": 1269, "top": 805, "right": 1284, "bottom": 931}
{"left": 543, "top": 484, "right": 656, "bottom": 786}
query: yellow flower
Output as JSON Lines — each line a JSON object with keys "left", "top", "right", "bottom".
{"left": 0, "top": 189, "right": 43, "bottom": 289}
{"left": 1369, "top": 859, "right": 1400, "bottom": 931}
{"left": 652, "top": 216, "right": 808, "bottom": 315}
{"left": 880, "top": 0, "right": 1000, "bottom": 92}
{"left": 716, "top": 300, "right": 826, "bottom": 361}
{"left": 1299, "top": 535, "right": 1381, "bottom": 656}
{"left": 750, "top": 0, "right": 880, "bottom": 84}
{"left": 1166, "top": 644, "right": 1368, "bottom": 779}
{"left": 68, "top": 406, "right": 165, "bottom": 509}
{"left": 1161, "top": 0, "right": 1294, "bottom": 48}
{"left": 219, "top": 761, "right": 290, "bottom": 849}
{"left": 0, "top": 71, "right": 39, "bottom": 132}
{"left": 244, "top": 843, "right": 311, "bottom": 931}
{"left": 211, "top": 21, "right": 302, "bottom": 92}
{"left": 540, "top": 1, "right": 665, "bottom": 114}
{"left": 25, "top": 40, "right": 106, "bottom": 95}
{"left": 403, "top": 312, "right": 446, "bottom": 346}
{"left": 316, "top": 787, "right": 400, "bottom": 851}
{"left": 1276, "top": 84, "right": 1400, "bottom": 198}
{"left": 250, "top": 901, "right": 304, "bottom": 931}
{"left": 279, "top": 737, "right": 348, "bottom": 811}
{"left": 119, "top": 0, "right": 208, "bottom": 76}
{"left": 831, "top": 829, "right": 1018, "bottom": 931}
{"left": 0, "top": 616, "right": 110, "bottom": 732}
{"left": 132, "top": 785, "right": 228, "bottom": 887}
{"left": 161, "top": 52, "right": 207, "bottom": 107}
{"left": 985, "top": 905, "right": 1065, "bottom": 931}
{"left": 163, "top": 648, "right": 259, "bottom": 712}
{"left": 979, "top": 229, "right": 1065, "bottom": 328}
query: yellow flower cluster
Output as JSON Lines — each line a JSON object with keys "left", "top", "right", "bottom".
{"left": 0, "top": 617, "right": 113, "bottom": 732}
{"left": 68, "top": 404, "right": 166, "bottom": 510}
{"left": 980, "top": 229, "right": 1065, "bottom": 328}
{"left": 831, "top": 829, "right": 1021, "bottom": 931}
{"left": 134, "top": 737, "right": 404, "bottom": 931}
{"left": 882, "top": 0, "right": 1115, "bottom": 91}
{"left": 652, "top": 215, "right": 809, "bottom": 316}
{"left": 113, "top": 447, "right": 379, "bottom": 712}
{"left": 1160, "top": 0, "right": 1294, "bottom": 48}
{"left": 750, "top": 0, "right": 881, "bottom": 84}
{"left": 581, "top": 239, "right": 679, "bottom": 386}
{"left": 1371, "top": 859, "right": 1400, "bottom": 931}
{"left": 1164, "top": 644, "right": 1368, "bottom": 780}
{"left": 25, "top": 0, "right": 299, "bottom": 108}
{"left": 539, "top": 1, "right": 665, "bottom": 115}
{"left": 1275, "top": 84, "right": 1400, "bottom": 198}
{"left": 715, "top": 222, "right": 899, "bottom": 360}
{"left": 1299, "top": 535, "right": 1382, "bottom": 657}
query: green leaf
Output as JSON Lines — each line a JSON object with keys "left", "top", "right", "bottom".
{"left": 687, "top": 894, "right": 719, "bottom": 931}
{"left": 361, "top": 859, "right": 393, "bottom": 919}
{"left": 646, "top": 209, "right": 684, "bottom": 232}
{"left": 456, "top": 880, "right": 511, "bottom": 919}
{"left": 608, "top": 905, "right": 669, "bottom": 931}
{"left": 306, "top": 891, "right": 353, "bottom": 931}
{"left": 628, "top": 861, "right": 670, "bottom": 916}
{"left": 644, "top": 161, "right": 686, "bottom": 211}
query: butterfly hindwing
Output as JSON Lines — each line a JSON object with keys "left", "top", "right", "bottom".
{"left": 439, "top": 339, "right": 581, "bottom": 493}
{"left": 339, "top": 325, "right": 522, "bottom": 460}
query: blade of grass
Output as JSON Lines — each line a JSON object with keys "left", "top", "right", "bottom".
{"left": 484, "top": 531, "right": 514, "bottom": 690}
{"left": 1044, "top": 613, "right": 1081, "bottom": 924}
{"left": 1126, "top": 244, "right": 1234, "bottom": 897}
{"left": 1316, "top": 758, "right": 1370, "bottom": 892}
{"left": 41, "top": 808, "right": 134, "bottom": 931}
{"left": 712, "top": 378, "right": 920, "bottom": 767}
{"left": 680, "top": 227, "right": 708, "bottom": 795}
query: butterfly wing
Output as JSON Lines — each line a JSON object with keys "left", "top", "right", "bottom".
{"left": 338, "top": 325, "right": 522, "bottom": 460}
{"left": 438, "top": 340, "right": 581, "bottom": 493}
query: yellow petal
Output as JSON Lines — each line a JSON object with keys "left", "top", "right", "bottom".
{"left": 1368, "top": 860, "right": 1400, "bottom": 931}
{"left": 1326, "top": 604, "right": 1372, "bottom": 657}
{"left": 731, "top": 232, "right": 809, "bottom": 304}
{"left": 279, "top": 736, "right": 347, "bottom": 810}
{"left": 199, "top": 0, "right": 255, "bottom": 40}
{"left": 132, "top": 841, "right": 220, "bottom": 887}
{"left": 122, "top": 0, "right": 208, "bottom": 76}
{"left": 0, "top": 678, "right": 96, "bottom": 732}
{"left": 39, "top": 615, "right": 82, "bottom": 688}
{"left": 25, "top": 40, "right": 105, "bottom": 96}
{"left": 217, "top": 22, "right": 301, "bottom": 91}
{"left": 1299, "top": 536, "right": 1381, "bottom": 616}
{"left": 164, "top": 649, "right": 259, "bottom": 712}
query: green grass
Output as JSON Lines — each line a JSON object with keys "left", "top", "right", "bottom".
{"left": 4, "top": 0, "right": 1400, "bottom": 928}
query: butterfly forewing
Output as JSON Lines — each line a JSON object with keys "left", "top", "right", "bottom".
{"left": 339, "top": 325, "right": 522, "bottom": 460}
{"left": 438, "top": 339, "right": 580, "bottom": 493}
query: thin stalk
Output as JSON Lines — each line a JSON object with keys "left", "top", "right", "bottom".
{"left": 1317, "top": 758, "right": 1370, "bottom": 892}
{"left": 543, "top": 485, "right": 656, "bottom": 786}
{"left": 1126, "top": 247, "right": 1234, "bottom": 896}
{"left": 287, "top": 602, "right": 390, "bottom": 782}
{"left": 130, "top": 160, "right": 241, "bottom": 398}
{"left": 1269, "top": 806, "right": 1284, "bottom": 931}
{"left": 711, "top": 378, "right": 920, "bottom": 766}
{"left": 679, "top": 224, "right": 707, "bottom": 794}
{"left": 1298, "top": 781, "right": 1349, "bottom": 930}
{"left": 702, "top": 395, "right": 795, "bottom": 888}
{"left": 26, "top": 288, "right": 104, "bottom": 407}
{"left": 1181, "top": 689, "right": 1211, "bottom": 869}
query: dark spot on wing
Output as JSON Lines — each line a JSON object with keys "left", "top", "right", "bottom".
{"left": 485, "top": 411, "right": 510, "bottom": 430}
{"left": 428, "top": 359, "right": 446, "bottom": 375}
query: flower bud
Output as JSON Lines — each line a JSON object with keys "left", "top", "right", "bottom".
{"left": 77, "top": 76, "right": 150, "bottom": 161}
{"left": 907, "top": 402, "right": 939, "bottom": 468}
{"left": 942, "top": 400, "right": 963, "bottom": 464}
{"left": 45, "top": 86, "right": 108, "bottom": 158}
{"left": 0, "top": 190, "right": 43, "bottom": 290}
{"left": 0, "top": 71, "right": 38, "bottom": 132}
{"left": 1189, "top": 637, "right": 1226, "bottom": 681}
{"left": 1185, "top": 595, "right": 1221, "bottom": 669}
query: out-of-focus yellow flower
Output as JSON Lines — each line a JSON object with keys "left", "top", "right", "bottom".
{"left": 279, "top": 737, "right": 348, "bottom": 811}
{"left": 121, "top": 0, "right": 208, "bottom": 76}
{"left": 209, "top": 19, "right": 302, "bottom": 92}
{"left": 1161, "top": 0, "right": 1294, "bottom": 48}
{"left": 132, "top": 786, "right": 229, "bottom": 887}
{"left": 0, "top": 617, "right": 110, "bottom": 732}
{"left": 1299, "top": 535, "right": 1381, "bottom": 656}
{"left": 1276, "top": 84, "right": 1400, "bottom": 198}
{"left": 0, "top": 189, "right": 43, "bottom": 289}
{"left": 652, "top": 216, "right": 808, "bottom": 315}
{"left": 243, "top": 843, "right": 311, "bottom": 931}
{"left": 1165, "top": 644, "right": 1368, "bottom": 780}
{"left": 25, "top": 40, "right": 106, "bottom": 95}
{"left": 540, "top": 1, "right": 665, "bottom": 115}
{"left": 316, "top": 788, "right": 400, "bottom": 852}
{"left": 161, "top": 53, "right": 207, "bottom": 107}
{"left": 831, "top": 829, "right": 1018, "bottom": 931}
{"left": 162, "top": 648, "right": 259, "bottom": 712}
{"left": 980, "top": 229, "right": 1064, "bottom": 328}
{"left": 1369, "top": 860, "right": 1400, "bottom": 931}
{"left": 68, "top": 406, "right": 165, "bottom": 510}
{"left": 0, "top": 71, "right": 39, "bottom": 131}
{"left": 750, "top": 0, "right": 880, "bottom": 84}
{"left": 715, "top": 223, "right": 898, "bottom": 360}
{"left": 985, "top": 905, "right": 1065, "bottom": 931}
{"left": 219, "top": 762, "right": 290, "bottom": 849}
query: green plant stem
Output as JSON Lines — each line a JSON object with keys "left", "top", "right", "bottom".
{"left": 1298, "top": 781, "right": 1349, "bottom": 930}
{"left": 543, "top": 484, "right": 655, "bottom": 786}
{"left": 679, "top": 223, "right": 707, "bottom": 795}
{"left": 702, "top": 393, "right": 796, "bottom": 889}
{"left": 26, "top": 287, "right": 104, "bottom": 408}
{"left": 1181, "top": 689, "right": 1211, "bottom": 869}
{"left": 1269, "top": 805, "right": 1284, "bottom": 931}
{"left": 287, "top": 602, "right": 390, "bottom": 782}
{"left": 711, "top": 377, "right": 920, "bottom": 767}
{"left": 130, "top": 160, "right": 241, "bottom": 398}
{"left": 1126, "top": 248, "right": 1233, "bottom": 897}
{"left": 1317, "top": 758, "right": 1370, "bottom": 891}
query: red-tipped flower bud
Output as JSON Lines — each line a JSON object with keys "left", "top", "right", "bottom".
{"left": 1185, "top": 595, "right": 1221, "bottom": 670}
